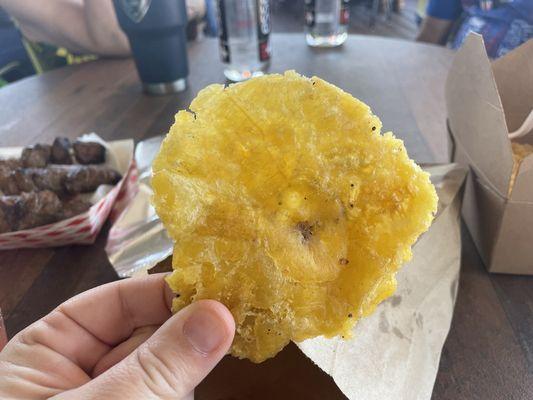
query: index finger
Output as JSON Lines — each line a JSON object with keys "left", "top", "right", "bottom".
{"left": 8, "top": 274, "right": 175, "bottom": 377}
{"left": 58, "top": 273, "right": 175, "bottom": 346}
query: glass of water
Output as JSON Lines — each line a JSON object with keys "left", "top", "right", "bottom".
{"left": 305, "top": 0, "right": 350, "bottom": 47}
{"left": 217, "top": 0, "right": 271, "bottom": 82}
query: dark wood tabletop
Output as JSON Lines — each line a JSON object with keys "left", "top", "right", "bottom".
{"left": 0, "top": 33, "right": 532, "bottom": 400}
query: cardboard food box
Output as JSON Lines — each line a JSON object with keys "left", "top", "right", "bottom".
{"left": 447, "top": 34, "right": 533, "bottom": 275}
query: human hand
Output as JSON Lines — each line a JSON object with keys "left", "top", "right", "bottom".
{"left": 0, "top": 274, "right": 235, "bottom": 399}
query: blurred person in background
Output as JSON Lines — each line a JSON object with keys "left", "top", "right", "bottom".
{"left": 0, "top": 0, "right": 206, "bottom": 87}
{"left": 415, "top": 0, "right": 427, "bottom": 26}
{"left": 416, "top": 0, "right": 532, "bottom": 58}
{"left": 0, "top": 0, "right": 129, "bottom": 86}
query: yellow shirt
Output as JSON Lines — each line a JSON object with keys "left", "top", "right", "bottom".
{"left": 417, "top": 0, "right": 427, "bottom": 18}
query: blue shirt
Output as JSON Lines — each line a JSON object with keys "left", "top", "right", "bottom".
{"left": 0, "top": 7, "right": 34, "bottom": 82}
{"left": 426, "top": 0, "right": 533, "bottom": 57}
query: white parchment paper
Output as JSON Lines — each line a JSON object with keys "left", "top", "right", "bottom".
{"left": 298, "top": 164, "right": 465, "bottom": 400}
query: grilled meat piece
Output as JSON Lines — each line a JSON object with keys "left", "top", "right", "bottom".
{"left": 0, "top": 190, "right": 63, "bottom": 232}
{"left": 24, "top": 166, "right": 69, "bottom": 193}
{"left": 51, "top": 137, "right": 73, "bottom": 164}
{"left": 0, "top": 168, "right": 20, "bottom": 195}
{"left": 62, "top": 195, "right": 92, "bottom": 218}
{"left": 73, "top": 141, "right": 106, "bottom": 164}
{"left": 65, "top": 165, "right": 121, "bottom": 193}
{"left": 0, "top": 165, "right": 121, "bottom": 195}
{"left": 0, "top": 159, "right": 22, "bottom": 170}
{"left": 12, "top": 169, "right": 37, "bottom": 192}
{"left": 21, "top": 144, "right": 52, "bottom": 168}
{"left": 0, "top": 191, "right": 93, "bottom": 233}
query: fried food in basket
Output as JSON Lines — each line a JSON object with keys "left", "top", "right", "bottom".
{"left": 0, "top": 137, "right": 122, "bottom": 233}
{"left": 62, "top": 195, "right": 93, "bottom": 219}
{"left": 7, "top": 138, "right": 106, "bottom": 169}
{"left": 21, "top": 144, "right": 52, "bottom": 168}
{"left": 6, "top": 191, "right": 63, "bottom": 231}
{"left": 73, "top": 141, "right": 106, "bottom": 164}
{"left": 51, "top": 137, "right": 73, "bottom": 164}
{"left": 152, "top": 71, "right": 438, "bottom": 362}
{"left": 25, "top": 167, "right": 67, "bottom": 193}
{"left": 0, "top": 191, "right": 91, "bottom": 233}
{"left": 64, "top": 165, "right": 121, "bottom": 193}
{"left": 0, "top": 166, "right": 121, "bottom": 196}
{"left": 0, "top": 168, "right": 21, "bottom": 196}
{"left": 0, "top": 159, "right": 22, "bottom": 170}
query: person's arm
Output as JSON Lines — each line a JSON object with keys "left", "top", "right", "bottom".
{"left": 416, "top": 0, "right": 463, "bottom": 45}
{"left": 0, "top": 0, "right": 130, "bottom": 57}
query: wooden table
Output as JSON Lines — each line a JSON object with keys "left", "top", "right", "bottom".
{"left": 0, "top": 34, "right": 531, "bottom": 400}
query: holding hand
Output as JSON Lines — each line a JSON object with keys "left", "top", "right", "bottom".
{"left": 0, "top": 274, "right": 235, "bottom": 399}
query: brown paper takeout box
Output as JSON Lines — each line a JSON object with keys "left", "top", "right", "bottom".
{"left": 447, "top": 34, "right": 533, "bottom": 275}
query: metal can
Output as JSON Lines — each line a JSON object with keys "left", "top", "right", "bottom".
{"left": 217, "top": 0, "right": 271, "bottom": 81}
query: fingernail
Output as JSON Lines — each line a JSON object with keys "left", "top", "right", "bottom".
{"left": 183, "top": 307, "right": 227, "bottom": 355}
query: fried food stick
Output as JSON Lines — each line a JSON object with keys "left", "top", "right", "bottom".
{"left": 0, "top": 191, "right": 92, "bottom": 233}
{"left": 0, "top": 166, "right": 122, "bottom": 196}
{"left": 21, "top": 144, "right": 52, "bottom": 168}
{"left": 64, "top": 165, "right": 121, "bottom": 193}
{"left": 0, "top": 191, "right": 62, "bottom": 232}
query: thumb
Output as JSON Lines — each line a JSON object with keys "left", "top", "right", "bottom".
{"left": 57, "top": 300, "right": 235, "bottom": 400}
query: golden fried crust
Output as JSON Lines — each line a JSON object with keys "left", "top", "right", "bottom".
{"left": 152, "top": 71, "right": 438, "bottom": 362}
{"left": 509, "top": 142, "right": 533, "bottom": 195}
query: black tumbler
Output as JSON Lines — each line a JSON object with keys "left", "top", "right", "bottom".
{"left": 113, "top": 0, "right": 189, "bottom": 95}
